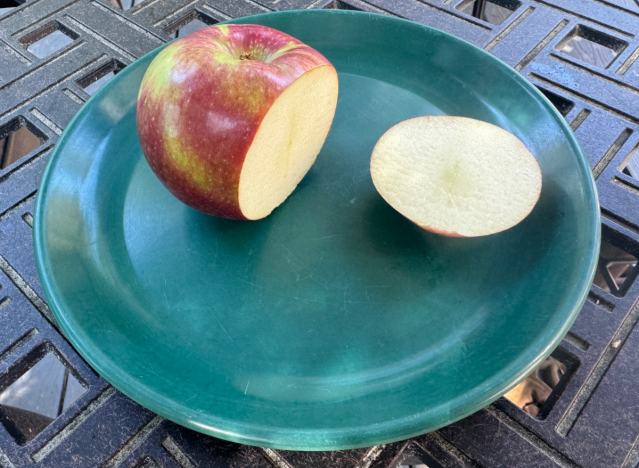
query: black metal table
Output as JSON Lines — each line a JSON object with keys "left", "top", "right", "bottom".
{"left": 1, "top": 0, "right": 639, "bottom": 467}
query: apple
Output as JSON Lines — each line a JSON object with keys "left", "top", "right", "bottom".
{"left": 136, "top": 24, "right": 339, "bottom": 220}
{"left": 370, "top": 116, "right": 542, "bottom": 237}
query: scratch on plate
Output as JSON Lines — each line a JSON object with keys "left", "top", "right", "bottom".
{"left": 210, "top": 306, "right": 234, "bottom": 342}
{"left": 181, "top": 394, "right": 197, "bottom": 404}
{"left": 310, "top": 235, "right": 348, "bottom": 241}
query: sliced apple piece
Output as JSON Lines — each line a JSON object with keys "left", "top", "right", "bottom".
{"left": 370, "top": 116, "right": 542, "bottom": 237}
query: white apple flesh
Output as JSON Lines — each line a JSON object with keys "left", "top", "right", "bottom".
{"left": 370, "top": 116, "right": 542, "bottom": 237}
{"left": 238, "top": 64, "right": 338, "bottom": 220}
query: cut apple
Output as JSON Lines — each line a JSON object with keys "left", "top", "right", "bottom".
{"left": 239, "top": 65, "right": 339, "bottom": 220}
{"left": 137, "top": 24, "right": 339, "bottom": 220}
{"left": 370, "top": 116, "right": 542, "bottom": 237}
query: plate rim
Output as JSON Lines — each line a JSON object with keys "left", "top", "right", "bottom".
{"left": 33, "top": 9, "right": 601, "bottom": 450}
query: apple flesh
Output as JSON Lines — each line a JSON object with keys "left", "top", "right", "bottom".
{"left": 370, "top": 116, "right": 542, "bottom": 237}
{"left": 137, "top": 24, "right": 339, "bottom": 220}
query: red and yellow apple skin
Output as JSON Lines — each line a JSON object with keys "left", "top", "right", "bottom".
{"left": 136, "top": 24, "right": 335, "bottom": 219}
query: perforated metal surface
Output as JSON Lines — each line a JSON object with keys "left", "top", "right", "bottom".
{"left": 1, "top": 0, "right": 638, "bottom": 467}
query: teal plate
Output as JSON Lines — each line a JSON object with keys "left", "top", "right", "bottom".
{"left": 34, "top": 10, "right": 600, "bottom": 450}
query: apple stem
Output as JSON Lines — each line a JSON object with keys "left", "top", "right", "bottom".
{"left": 240, "top": 52, "right": 255, "bottom": 60}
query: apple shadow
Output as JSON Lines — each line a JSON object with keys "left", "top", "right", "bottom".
{"left": 183, "top": 167, "right": 321, "bottom": 255}
{"left": 183, "top": 204, "right": 276, "bottom": 257}
{"left": 349, "top": 192, "right": 483, "bottom": 298}
{"left": 355, "top": 177, "right": 569, "bottom": 303}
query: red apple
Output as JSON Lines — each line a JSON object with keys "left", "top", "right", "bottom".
{"left": 370, "top": 116, "right": 542, "bottom": 237}
{"left": 136, "top": 24, "right": 339, "bottom": 219}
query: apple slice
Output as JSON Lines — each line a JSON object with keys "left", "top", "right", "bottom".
{"left": 137, "top": 24, "right": 339, "bottom": 220}
{"left": 370, "top": 116, "right": 542, "bottom": 237}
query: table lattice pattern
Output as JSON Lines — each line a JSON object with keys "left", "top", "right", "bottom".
{"left": 1, "top": 0, "right": 639, "bottom": 467}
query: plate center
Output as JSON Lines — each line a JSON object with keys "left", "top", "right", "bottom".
{"left": 116, "top": 73, "right": 490, "bottom": 386}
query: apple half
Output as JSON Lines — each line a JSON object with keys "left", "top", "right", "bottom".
{"left": 137, "top": 24, "right": 339, "bottom": 220}
{"left": 370, "top": 116, "right": 542, "bottom": 237}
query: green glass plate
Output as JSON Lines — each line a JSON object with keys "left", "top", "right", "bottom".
{"left": 34, "top": 10, "right": 600, "bottom": 450}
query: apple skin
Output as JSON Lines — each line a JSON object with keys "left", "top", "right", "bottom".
{"left": 136, "top": 24, "right": 335, "bottom": 219}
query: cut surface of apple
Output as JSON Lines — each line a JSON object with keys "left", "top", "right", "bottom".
{"left": 239, "top": 65, "right": 338, "bottom": 220}
{"left": 370, "top": 116, "right": 542, "bottom": 237}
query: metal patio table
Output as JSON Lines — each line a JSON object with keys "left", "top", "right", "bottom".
{"left": 1, "top": 0, "right": 639, "bottom": 467}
